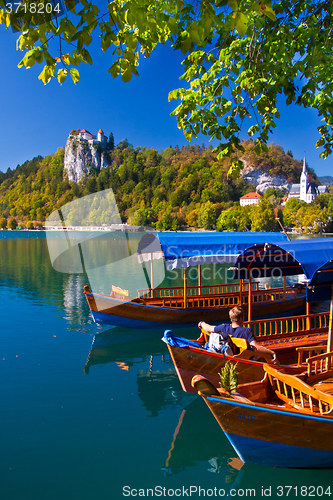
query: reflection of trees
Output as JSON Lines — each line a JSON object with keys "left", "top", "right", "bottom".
{"left": 0, "top": 235, "right": 91, "bottom": 324}
{"left": 63, "top": 274, "right": 91, "bottom": 325}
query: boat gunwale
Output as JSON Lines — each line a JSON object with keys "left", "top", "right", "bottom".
{"left": 168, "top": 343, "right": 306, "bottom": 371}
{"left": 84, "top": 290, "right": 305, "bottom": 312}
{"left": 205, "top": 394, "right": 333, "bottom": 422}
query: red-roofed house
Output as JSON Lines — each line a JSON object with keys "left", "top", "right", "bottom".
{"left": 239, "top": 192, "right": 263, "bottom": 206}
{"left": 79, "top": 129, "right": 96, "bottom": 141}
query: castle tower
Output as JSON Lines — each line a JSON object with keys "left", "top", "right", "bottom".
{"left": 299, "top": 156, "right": 308, "bottom": 202}
{"left": 97, "top": 128, "right": 106, "bottom": 145}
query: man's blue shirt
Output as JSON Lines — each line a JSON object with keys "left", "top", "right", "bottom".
{"left": 214, "top": 324, "right": 255, "bottom": 344}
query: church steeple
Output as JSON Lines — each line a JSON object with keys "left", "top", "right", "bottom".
{"left": 300, "top": 155, "right": 308, "bottom": 202}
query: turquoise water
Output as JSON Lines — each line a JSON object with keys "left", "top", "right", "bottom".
{"left": 1, "top": 233, "right": 332, "bottom": 500}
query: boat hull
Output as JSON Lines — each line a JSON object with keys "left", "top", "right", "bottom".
{"left": 203, "top": 394, "right": 333, "bottom": 468}
{"left": 166, "top": 341, "right": 315, "bottom": 393}
{"left": 84, "top": 290, "right": 306, "bottom": 329}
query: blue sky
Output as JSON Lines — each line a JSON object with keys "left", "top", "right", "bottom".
{"left": 0, "top": 22, "right": 332, "bottom": 178}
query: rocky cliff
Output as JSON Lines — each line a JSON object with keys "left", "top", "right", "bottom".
{"left": 64, "top": 136, "right": 110, "bottom": 183}
{"left": 240, "top": 160, "right": 291, "bottom": 194}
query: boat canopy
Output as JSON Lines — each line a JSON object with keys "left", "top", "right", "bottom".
{"left": 137, "top": 231, "right": 288, "bottom": 270}
{"left": 232, "top": 238, "right": 333, "bottom": 302}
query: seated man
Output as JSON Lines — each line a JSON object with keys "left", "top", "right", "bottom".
{"left": 198, "top": 306, "right": 278, "bottom": 364}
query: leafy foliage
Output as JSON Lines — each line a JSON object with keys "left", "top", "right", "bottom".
{"left": 0, "top": 138, "right": 331, "bottom": 233}
{"left": 219, "top": 361, "right": 238, "bottom": 395}
{"left": 1, "top": 1, "right": 332, "bottom": 170}
{"left": 251, "top": 198, "right": 276, "bottom": 231}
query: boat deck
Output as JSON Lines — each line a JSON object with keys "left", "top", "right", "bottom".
{"left": 311, "top": 378, "right": 333, "bottom": 396}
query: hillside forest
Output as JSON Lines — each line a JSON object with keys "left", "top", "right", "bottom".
{"left": 0, "top": 139, "right": 333, "bottom": 233}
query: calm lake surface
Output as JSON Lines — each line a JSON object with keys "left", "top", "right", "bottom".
{"left": 1, "top": 232, "right": 332, "bottom": 500}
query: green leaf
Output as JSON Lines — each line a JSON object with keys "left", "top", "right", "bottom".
{"left": 82, "top": 49, "right": 93, "bottom": 65}
{"left": 184, "top": 129, "right": 192, "bottom": 141}
{"left": 181, "top": 35, "right": 192, "bottom": 54}
{"left": 263, "top": 6, "right": 276, "bottom": 21}
{"left": 57, "top": 69, "right": 67, "bottom": 85}
{"left": 38, "top": 66, "right": 52, "bottom": 85}
{"left": 235, "top": 13, "right": 248, "bottom": 37}
{"left": 168, "top": 17, "right": 178, "bottom": 34}
{"left": 101, "top": 34, "right": 111, "bottom": 52}
{"left": 70, "top": 68, "right": 80, "bottom": 84}
{"left": 108, "top": 62, "right": 120, "bottom": 78}
{"left": 228, "top": 0, "right": 238, "bottom": 11}
{"left": 121, "top": 67, "right": 132, "bottom": 83}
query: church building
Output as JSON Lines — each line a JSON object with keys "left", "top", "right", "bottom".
{"left": 287, "top": 157, "right": 328, "bottom": 203}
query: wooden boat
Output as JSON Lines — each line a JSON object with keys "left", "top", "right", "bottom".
{"left": 192, "top": 350, "right": 333, "bottom": 468}
{"left": 82, "top": 230, "right": 311, "bottom": 328}
{"left": 163, "top": 311, "right": 330, "bottom": 392}
{"left": 83, "top": 281, "right": 306, "bottom": 328}
{"left": 164, "top": 238, "right": 333, "bottom": 392}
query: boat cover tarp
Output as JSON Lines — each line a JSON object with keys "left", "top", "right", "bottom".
{"left": 137, "top": 232, "right": 288, "bottom": 270}
{"left": 162, "top": 330, "right": 204, "bottom": 348}
{"left": 233, "top": 238, "right": 333, "bottom": 302}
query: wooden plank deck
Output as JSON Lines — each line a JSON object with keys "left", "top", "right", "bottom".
{"left": 311, "top": 378, "right": 333, "bottom": 396}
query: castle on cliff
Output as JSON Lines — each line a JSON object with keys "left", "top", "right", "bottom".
{"left": 64, "top": 128, "right": 111, "bottom": 183}
{"left": 74, "top": 128, "right": 108, "bottom": 147}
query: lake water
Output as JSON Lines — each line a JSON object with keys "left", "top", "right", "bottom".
{"left": 1, "top": 232, "right": 332, "bottom": 500}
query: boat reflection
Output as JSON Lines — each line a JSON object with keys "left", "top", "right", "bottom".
{"left": 85, "top": 328, "right": 192, "bottom": 413}
{"left": 84, "top": 329, "right": 170, "bottom": 374}
{"left": 162, "top": 397, "right": 244, "bottom": 481}
{"left": 137, "top": 368, "right": 191, "bottom": 417}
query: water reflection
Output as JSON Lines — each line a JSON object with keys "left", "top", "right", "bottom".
{"left": 85, "top": 328, "right": 191, "bottom": 415}
{"left": 162, "top": 397, "right": 244, "bottom": 482}
{"left": 63, "top": 274, "right": 92, "bottom": 326}
{"left": 0, "top": 234, "right": 93, "bottom": 327}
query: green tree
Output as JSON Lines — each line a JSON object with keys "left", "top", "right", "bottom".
{"left": 156, "top": 208, "right": 173, "bottom": 231}
{"left": 198, "top": 202, "right": 217, "bottom": 230}
{"left": 186, "top": 208, "right": 200, "bottom": 228}
{"left": 108, "top": 132, "right": 115, "bottom": 151}
{"left": 8, "top": 218, "right": 17, "bottom": 230}
{"left": 264, "top": 188, "right": 285, "bottom": 207}
{"left": 2, "top": 1, "right": 332, "bottom": 169}
{"left": 217, "top": 206, "right": 251, "bottom": 232}
{"left": 251, "top": 199, "right": 275, "bottom": 232}
{"left": 0, "top": 217, "right": 7, "bottom": 229}
{"left": 283, "top": 198, "right": 306, "bottom": 227}
{"left": 26, "top": 221, "right": 34, "bottom": 229}
{"left": 295, "top": 205, "right": 330, "bottom": 233}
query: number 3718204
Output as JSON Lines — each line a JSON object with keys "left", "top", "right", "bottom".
{"left": 5, "top": 2, "right": 61, "bottom": 14}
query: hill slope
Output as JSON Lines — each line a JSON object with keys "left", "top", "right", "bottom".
{"left": 0, "top": 140, "right": 309, "bottom": 229}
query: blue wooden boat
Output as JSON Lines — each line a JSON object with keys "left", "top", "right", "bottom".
{"left": 191, "top": 238, "right": 333, "bottom": 468}
{"left": 192, "top": 352, "right": 333, "bottom": 468}
{"left": 83, "top": 232, "right": 307, "bottom": 328}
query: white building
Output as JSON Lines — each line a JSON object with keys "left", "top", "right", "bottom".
{"left": 75, "top": 128, "right": 107, "bottom": 146}
{"left": 239, "top": 192, "right": 263, "bottom": 206}
{"left": 288, "top": 157, "right": 328, "bottom": 203}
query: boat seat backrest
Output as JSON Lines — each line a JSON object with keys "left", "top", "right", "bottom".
{"left": 229, "top": 336, "right": 248, "bottom": 353}
{"left": 264, "top": 364, "right": 333, "bottom": 415}
{"left": 111, "top": 285, "right": 129, "bottom": 299}
{"left": 306, "top": 350, "right": 333, "bottom": 383}
{"left": 296, "top": 345, "right": 327, "bottom": 367}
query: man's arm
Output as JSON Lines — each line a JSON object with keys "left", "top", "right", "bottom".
{"left": 250, "top": 340, "right": 279, "bottom": 364}
{"left": 198, "top": 321, "right": 216, "bottom": 333}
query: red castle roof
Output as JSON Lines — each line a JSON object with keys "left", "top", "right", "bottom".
{"left": 240, "top": 192, "right": 262, "bottom": 200}
{"left": 80, "top": 129, "right": 94, "bottom": 135}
